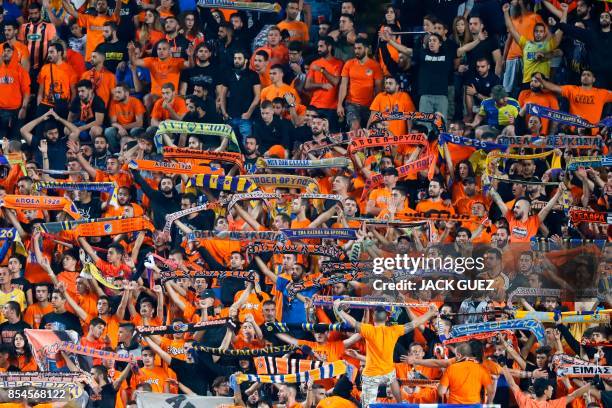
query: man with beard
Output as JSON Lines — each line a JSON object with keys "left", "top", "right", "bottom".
{"left": 489, "top": 182, "right": 565, "bottom": 243}
{"left": 67, "top": 79, "right": 105, "bottom": 141}
{"left": 215, "top": 23, "right": 240, "bottom": 70}
{"left": 82, "top": 50, "right": 116, "bottom": 107}
{"left": 150, "top": 82, "right": 187, "bottom": 127}
{"left": 94, "top": 22, "right": 126, "bottom": 72}
{"left": 0, "top": 45, "right": 30, "bottom": 139}
{"left": 243, "top": 135, "right": 260, "bottom": 174}
{"left": 1, "top": 23, "right": 29, "bottom": 70}
{"left": 104, "top": 186, "right": 144, "bottom": 218}
{"left": 338, "top": 39, "right": 383, "bottom": 131}
{"left": 162, "top": 16, "right": 189, "bottom": 59}
{"left": 277, "top": 0, "right": 309, "bottom": 43}
{"left": 179, "top": 43, "right": 220, "bottom": 97}
{"left": 556, "top": 10, "right": 612, "bottom": 89}
{"left": 298, "top": 113, "right": 328, "bottom": 159}
{"left": 62, "top": 0, "right": 121, "bottom": 62}
{"left": 90, "top": 135, "right": 111, "bottom": 169}
{"left": 35, "top": 42, "right": 78, "bottom": 118}
{"left": 21, "top": 110, "right": 78, "bottom": 170}
{"left": 131, "top": 171, "right": 181, "bottom": 229}
{"left": 183, "top": 95, "right": 219, "bottom": 124}
{"left": 219, "top": 50, "right": 261, "bottom": 144}
{"left": 518, "top": 72, "right": 559, "bottom": 134}
{"left": 306, "top": 37, "right": 343, "bottom": 132}
{"left": 18, "top": 2, "right": 56, "bottom": 72}
{"left": 335, "top": 299, "right": 438, "bottom": 407}
{"left": 415, "top": 178, "right": 456, "bottom": 215}
{"left": 465, "top": 58, "right": 500, "bottom": 121}
{"left": 106, "top": 84, "right": 145, "bottom": 149}
{"left": 536, "top": 70, "right": 612, "bottom": 132}
{"left": 503, "top": 3, "right": 566, "bottom": 88}
{"left": 368, "top": 76, "right": 415, "bottom": 136}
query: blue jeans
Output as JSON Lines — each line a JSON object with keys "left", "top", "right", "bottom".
{"left": 229, "top": 117, "right": 253, "bottom": 146}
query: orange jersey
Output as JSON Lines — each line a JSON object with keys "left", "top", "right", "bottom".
{"left": 341, "top": 58, "right": 383, "bottom": 106}
{"left": 78, "top": 12, "right": 120, "bottom": 61}
{"left": 506, "top": 212, "right": 540, "bottom": 243}
{"left": 307, "top": 57, "right": 344, "bottom": 109}
{"left": 109, "top": 96, "right": 146, "bottom": 125}
{"left": 560, "top": 85, "right": 612, "bottom": 125}
{"left": 18, "top": 21, "right": 56, "bottom": 70}
{"left": 24, "top": 302, "right": 53, "bottom": 329}
{"left": 0, "top": 62, "right": 30, "bottom": 110}
{"left": 130, "top": 366, "right": 174, "bottom": 393}
{"left": 81, "top": 68, "right": 116, "bottom": 106}
{"left": 277, "top": 20, "right": 309, "bottom": 43}
{"left": 260, "top": 82, "right": 301, "bottom": 104}
{"left": 38, "top": 61, "right": 78, "bottom": 106}
{"left": 151, "top": 96, "right": 188, "bottom": 121}
{"left": 415, "top": 199, "right": 456, "bottom": 215}
{"left": 360, "top": 323, "right": 405, "bottom": 376}
{"left": 297, "top": 340, "right": 345, "bottom": 362}
{"left": 439, "top": 360, "right": 492, "bottom": 404}
{"left": 370, "top": 91, "right": 415, "bottom": 136}
{"left": 142, "top": 57, "right": 184, "bottom": 96}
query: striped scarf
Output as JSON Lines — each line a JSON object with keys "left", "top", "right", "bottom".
{"left": 160, "top": 269, "right": 259, "bottom": 283}
{"left": 193, "top": 344, "right": 298, "bottom": 356}
{"left": 515, "top": 309, "right": 611, "bottom": 323}
{"left": 240, "top": 174, "right": 319, "bottom": 192}
{"left": 137, "top": 319, "right": 229, "bottom": 335}
{"left": 446, "top": 319, "right": 546, "bottom": 345}
{"left": 257, "top": 157, "right": 351, "bottom": 169}
{"left": 312, "top": 295, "right": 389, "bottom": 310}
{"left": 348, "top": 133, "right": 428, "bottom": 154}
{"left": 551, "top": 354, "right": 590, "bottom": 367}
{"left": 285, "top": 271, "right": 363, "bottom": 300}
{"left": 196, "top": 0, "right": 281, "bottom": 13}
{"left": 263, "top": 322, "right": 352, "bottom": 334}
{"left": 497, "top": 134, "right": 603, "bottom": 149}
{"left": 254, "top": 357, "right": 323, "bottom": 375}
{"left": 281, "top": 228, "right": 357, "bottom": 241}
{"left": 60, "top": 341, "right": 139, "bottom": 362}
{"left": 191, "top": 174, "right": 257, "bottom": 193}
{"left": 163, "top": 201, "right": 221, "bottom": 233}
{"left": 129, "top": 159, "right": 213, "bottom": 175}
{"left": 320, "top": 261, "right": 374, "bottom": 274}
{"left": 244, "top": 241, "right": 346, "bottom": 261}
{"left": 154, "top": 121, "right": 241, "bottom": 152}
{"left": 233, "top": 360, "right": 350, "bottom": 384}
{"left": 507, "top": 287, "right": 562, "bottom": 304}
{"left": 32, "top": 181, "right": 116, "bottom": 193}
{"left": 567, "top": 155, "right": 612, "bottom": 171}
{"left": 163, "top": 147, "right": 244, "bottom": 171}
{"left": 227, "top": 191, "right": 342, "bottom": 213}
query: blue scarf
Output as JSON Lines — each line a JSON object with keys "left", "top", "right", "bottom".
{"left": 527, "top": 103, "right": 609, "bottom": 128}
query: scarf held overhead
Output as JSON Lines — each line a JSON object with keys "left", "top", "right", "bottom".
{"left": 196, "top": 0, "right": 281, "bottom": 12}
{"left": 446, "top": 319, "right": 546, "bottom": 345}
{"left": 0, "top": 195, "right": 81, "bottom": 219}
{"left": 232, "top": 360, "right": 352, "bottom": 385}
{"left": 154, "top": 121, "right": 241, "bottom": 152}
{"left": 162, "top": 147, "right": 244, "bottom": 171}
{"left": 190, "top": 174, "right": 257, "bottom": 193}
{"left": 526, "top": 103, "right": 607, "bottom": 128}
{"left": 348, "top": 133, "right": 428, "bottom": 153}
{"left": 129, "top": 159, "right": 215, "bottom": 175}
{"left": 74, "top": 217, "right": 155, "bottom": 237}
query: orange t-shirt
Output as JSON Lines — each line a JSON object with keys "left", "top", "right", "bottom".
{"left": 109, "top": 96, "right": 146, "bottom": 125}
{"left": 370, "top": 91, "right": 415, "bottom": 136}
{"left": 260, "top": 82, "right": 301, "bottom": 104}
{"left": 506, "top": 212, "right": 540, "bottom": 243}
{"left": 78, "top": 12, "right": 120, "bottom": 61}
{"left": 130, "top": 366, "right": 174, "bottom": 393}
{"left": 234, "top": 290, "right": 271, "bottom": 325}
{"left": 368, "top": 186, "right": 392, "bottom": 212}
{"left": 341, "top": 58, "right": 383, "bottom": 107}
{"left": 95, "top": 167, "right": 133, "bottom": 189}
{"left": 142, "top": 57, "right": 184, "bottom": 96}
{"left": 518, "top": 89, "right": 560, "bottom": 134}
{"left": 277, "top": 20, "right": 309, "bottom": 43}
{"left": 511, "top": 386, "right": 567, "bottom": 408}
{"left": 317, "top": 397, "right": 357, "bottom": 408}
{"left": 38, "top": 61, "right": 77, "bottom": 106}
{"left": 560, "top": 85, "right": 612, "bottom": 125}
{"left": 250, "top": 44, "right": 289, "bottom": 68}
{"left": 151, "top": 96, "right": 188, "bottom": 121}
{"left": 24, "top": 302, "right": 53, "bottom": 329}
{"left": 0, "top": 62, "right": 30, "bottom": 110}
{"left": 439, "top": 360, "right": 492, "bottom": 404}
{"left": 359, "top": 323, "right": 405, "bottom": 376}
{"left": 415, "top": 199, "right": 456, "bottom": 215}
{"left": 297, "top": 340, "right": 345, "bottom": 362}
{"left": 307, "top": 57, "right": 344, "bottom": 109}
{"left": 81, "top": 68, "right": 116, "bottom": 106}
{"left": 160, "top": 337, "right": 187, "bottom": 361}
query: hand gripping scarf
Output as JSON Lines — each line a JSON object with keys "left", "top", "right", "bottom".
{"left": 485, "top": 150, "right": 561, "bottom": 178}
{"left": 40, "top": 216, "right": 123, "bottom": 234}
{"left": 240, "top": 174, "right": 319, "bottom": 192}
{"left": 74, "top": 217, "right": 155, "bottom": 237}
{"left": 569, "top": 209, "right": 612, "bottom": 225}
{"left": 371, "top": 111, "right": 446, "bottom": 133}
{"left": 129, "top": 159, "right": 214, "bottom": 175}
{"left": 442, "top": 330, "right": 515, "bottom": 345}
{"left": 190, "top": 174, "right": 257, "bottom": 193}
{"left": 281, "top": 228, "right": 357, "bottom": 241}
{"left": 515, "top": 309, "right": 611, "bottom": 324}
{"left": 507, "top": 287, "right": 562, "bottom": 304}
{"left": 136, "top": 319, "right": 229, "bottom": 335}
{"left": 196, "top": 0, "right": 281, "bottom": 13}
{"left": 163, "top": 147, "right": 244, "bottom": 171}
{"left": 320, "top": 261, "right": 374, "bottom": 274}
{"left": 445, "top": 319, "right": 546, "bottom": 345}
{"left": 193, "top": 344, "right": 298, "bottom": 356}
{"left": 256, "top": 157, "right": 351, "bottom": 169}
{"left": 362, "top": 153, "right": 435, "bottom": 199}
{"left": 263, "top": 322, "right": 353, "bottom": 334}
{"left": 160, "top": 269, "right": 259, "bottom": 283}
{"left": 163, "top": 201, "right": 222, "bottom": 234}
{"left": 302, "top": 128, "right": 388, "bottom": 154}
{"left": 526, "top": 103, "right": 609, "bottom": 129}
{"left": 497, "top": 134, "right": 603, "bottom": 149}
{"left": 567, "top": 155, "right": 612, "bottom": 171}
{"left": 244, "top": 241, "right": 346, "bottom": 260}
{"left": 59, "top": 341, "right": 140, "bottom": 362}
{"left": 0, "top": 195, "right": 81, "bottom": 219}
{"left": 254, "top": 357, "right": 324, "bottom": 375}
{"left": 184, "top": 230, "right": 287, "bottom": 244}
{"left": 551, "top": 353, "right": 590, "bottom": 367}
{"left": 32, "top": 181, "right": 117, "bottom": 194}
{"left": 557, "top": 365, "right": 612, "bottom": 377}
{"left": 232, "top": 360, "right": 352, "bottom": 385}
{"left": 285, "top": 271, "right": 363, "bottom": 300}
{"left": 154, "top": 121, "right": 241, "bottom": 152}
{"left": 348, "top": 133, "right": 428, "bottom": 154}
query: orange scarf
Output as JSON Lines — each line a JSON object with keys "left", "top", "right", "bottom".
{"left": 0, "top": 195, "right": 81, "bottom": 219}
{"left": 348, "top": 133, "right": 428, "bottom": 153}
{"left": 74, "top": 217, "right": 154, "bottom": 237}
{"left": 163, "top": 147, "right": 245, "bottom": 172}
{"left": 128, "top": 159, "right": 213, "bottom": 175}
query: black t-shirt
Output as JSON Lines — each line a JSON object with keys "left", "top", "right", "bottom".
{"left": 86, "top": 383, "right": 117, "bottom": 408}
{"left": 466, "top": 35, "right": 500, "bottom": 75}
{"left": 76, "top": 198, "right": 103, "bottom": 220}
{"left": 416, "top": 48, "right": 454, "bottom": 95}
{"left": 170, "top": 212, "right": 214, "bottom": 247}
{"left": 180, "top": 64, "right": 220, "bottom": 95}
{"left": 107, "top": 0, "right": 139, "bottom": 42}
{"left": 169, "top": 358, "right": 209, "bottom": 395}
{"left": 222, "top": 68, "right": 260, "bottom": 118}
{"left": 95, "top": 40, "right": 128, "bottom": 72}
{"left": 152, "top": 35, "right": 190, "bottom": 60}
{"left": 244, "top": 156, "right": 259, "bottom": 174}
{"left": 40, "top": 311, "right": 83, "bottom": 336}
{"left": 69, "top": 95, "right": 106, "bottom": 124}
{"left": 469, "top": 70, "right": 501, "bottom": 98}
{"left": 0, "top": 320, "right": 31, "bottom": 344}
{"left": 10, "top": 277, "right": 31, "bottom": 299}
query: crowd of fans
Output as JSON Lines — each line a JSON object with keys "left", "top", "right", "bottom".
{"left": 0, "top": 0, "right": 611, "bottom": 406}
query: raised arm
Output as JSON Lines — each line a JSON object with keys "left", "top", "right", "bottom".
{"left": 502, "top": 3, "right": 522, "bottom": 44}
{"left": 77, "top": 237, "right": 101, "bottom": 264}
{"left": 254, "top": 255, "right": 277, "bottom": 284}
{"left": 404, "top": 304, "right": 437, "bottom": 334}
{"left": 534, "top": 72, "right": 562, "bottom": 96}
{"left": 538, "top": 182, "right": 565, "bottom": 222}
{"left": 333, "top": 299, "right": 360, "bottom": 331}
{"left": 488, "top": 187, "right": 509, "bottom": 217}
{"left": 143, "top": 335, "right": 172, "bottom": 365}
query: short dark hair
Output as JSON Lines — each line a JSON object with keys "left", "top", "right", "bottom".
{"left": 28, "top": 2, "right": 42, "bottom": 10}
{"left": 108, "top": 243, "right": 125, "bottom": 256}
{"left": 260, "top": 100, "right": 273, "bottom": 110}
{"left": 90, "top": 317, "right": 107, "bottom": 327}
{"left": 533, "top": 378, "right": 551, "bottom": 397}
{"left": 103, "top": 21, "right": 117, "bottom": 31}
{"left": 76, "top": 79, "right": 93, "bottom": 90}
{"left": 161, "top": 82, "right": 175, "bottom": 91}
{"left": 255, "top": 50, "right": 269, "bottom": 60}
